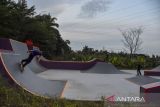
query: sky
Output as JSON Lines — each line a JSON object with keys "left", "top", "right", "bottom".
{"left": 14, "top": 0, "right": 160, "bottom": 55}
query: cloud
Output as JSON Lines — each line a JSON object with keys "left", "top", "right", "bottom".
{"left": 25, "top": 0, "right": 82, "bottom": 16}
{"left": 78, "top": 0, "right": 111, "bottom": 18}
{"left": 42, "top": 4, "right": 69, "bottom": 16}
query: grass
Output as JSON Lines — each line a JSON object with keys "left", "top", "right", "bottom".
{"left": 0, "top": 75, "right": 159, "bottom": 107}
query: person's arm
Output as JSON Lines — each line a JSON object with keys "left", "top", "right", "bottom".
{"left": 27, "top": 50, "right": 33, "bottom": 53}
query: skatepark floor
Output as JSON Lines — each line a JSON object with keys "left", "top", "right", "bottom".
{"left": 37, "top": 69, "right": 160, "bottom": 101}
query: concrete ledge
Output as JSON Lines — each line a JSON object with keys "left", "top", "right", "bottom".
{"left": 140, "top": 82, "right": 160, "bottom": 105}
{"left": 140, "top": 82, "right": 160, "bottom": 93}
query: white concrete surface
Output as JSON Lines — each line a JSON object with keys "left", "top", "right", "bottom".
{"left": 38, "top": 70, "right": 141, "bottom": 100}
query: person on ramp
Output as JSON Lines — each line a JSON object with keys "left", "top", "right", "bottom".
{"left": 20, "top": 49, "right": 42, "bottom": 72}
{"left": 137, "top": 64, "right": 142, "bottom": 76}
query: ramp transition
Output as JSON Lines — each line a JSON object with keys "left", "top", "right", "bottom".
{"left": 0, "top": 53, "right": 67, "bottom": 98}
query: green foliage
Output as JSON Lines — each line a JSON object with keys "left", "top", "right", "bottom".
{"left": 58, "top": 46, "right": 160, "bottom": 69}
{"left": 0, "top": 0, "right": 71, "bottom": 58}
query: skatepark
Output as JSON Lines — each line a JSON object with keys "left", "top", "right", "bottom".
{"left": 0, "top": 38, "right": 160, "bottom": 104}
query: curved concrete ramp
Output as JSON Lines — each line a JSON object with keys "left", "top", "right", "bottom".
{"left": 10, "top": 39, "right": 28, "bottom": 58}
{"left": 0, "top": 53, "right": 67, "bottom": 98}
{"left": 81, "top": 62, "right": 127, "bottom": 74}
{"left": 10, "top": 39, "right": 47, "bottom": 73}
{"left": 39, "top": 58, "right": 125, "bottom": 74}
{"left": 28, "top": 58, "right": 47, "bottom": 73}
{"left": 1, "top": 38, "right": 123, "bottom": 74}
{"left": 39, "top": 58, "right": 102, "bottom": 70}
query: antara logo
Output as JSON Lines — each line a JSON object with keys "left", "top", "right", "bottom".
{"left": 106, "top": 95, "right": 115, "bottom": 102}
{"left": 106, "top": 95, "right": 145, "bottom": 103}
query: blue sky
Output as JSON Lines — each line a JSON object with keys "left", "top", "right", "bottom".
{"left": 15, "top": 0, "right": 160, "bottom": 55}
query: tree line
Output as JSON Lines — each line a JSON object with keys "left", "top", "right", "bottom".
{"left": 0, "top": 0, "right": 71, "bottom": 58}
{"left": 61, "top": 46, "right": 160, "bottom": 69}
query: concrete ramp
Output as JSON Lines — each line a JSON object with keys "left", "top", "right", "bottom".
{"left": 29, "top": 58, "right": 47, "bottom": 73}
{"left": 126, "top": 76, "right": 160, "bottom": 85}
{"left": 152, "top": 65, "right": 160, "bottom": 71}
{"left": 0, "top": 53, "right": 67, "bottom": 98}
{"left": 39, "top": 58, "right": 101, "bottom": 70}
{"left": 10, "top": 39, "right": 28, "bottom": 58}
{"left": 144, "top": 65, "right": 160, "bottom": 76}
{"left": 82, "top": 62, "right": 127, "bottom": 74}
{"left": 39, "top": 59, "right": 126, "bottom": 74}
{"left": 10, "top": 39, "right": 47, "bottom": 73}
{"left": 140, "top": 82, "right": 160, "bottom": 105}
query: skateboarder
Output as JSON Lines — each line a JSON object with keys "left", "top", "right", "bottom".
{"left": 25, "top": 39, "right": 33, "bottom": 50}
{"left": 20, "top": 49, "right": 42, "bottom": 72}
{"left": 137, "top": 64, "right": 142, "bottom": 76}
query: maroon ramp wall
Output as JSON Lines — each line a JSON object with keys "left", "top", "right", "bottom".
{"left": 0, "top": 38, "right": 13, "bottom": 52}
{"left": 39, "top": 59, "right": 103, "bottom": 70}
{"left": 144, "top": 71, "right": 160, "bottom": 76}
{"left": 144, "top": 65, "right": 160, "bottom": 76}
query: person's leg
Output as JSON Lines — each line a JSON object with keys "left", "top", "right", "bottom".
{"left": 21, "top": 59, "right": 28, "bottom": 65}
{"left": 137, "top": 70, "right": 140, "bottom": 75}
{"left": 138, "top": 70, "right": 141, "bottom": 75}
{"left": 22, "top": 60, "right": 31, "bottom": 68}
{"left": 137, "top": 70, "right": 139, "bottom": 75}
{"left": 21, "top": 54, "right": 33, "bottom": 68}
{"left": 139, "top": 70, "right": 142, "bottom": 75}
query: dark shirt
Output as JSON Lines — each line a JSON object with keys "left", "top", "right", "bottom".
{"left": 28, "top": 50, "right": 42, "bottom": 61}
{"left": 137, "top": 65, "right": 142, "bottom": 71}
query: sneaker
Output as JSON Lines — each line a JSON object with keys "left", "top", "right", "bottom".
{"left": 20, "top": 63, "right": 24, "bottom": 72}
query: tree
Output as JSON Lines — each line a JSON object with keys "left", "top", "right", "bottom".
{"left": 0, "top": 0, "right": 15, "bottom": 37}
{"left": 0, "top": 0, "right": 35, "bottom": 39}
{"left": 82, "top": 45, "right": 94, "bottom": 54}
{"left": 33, "top": 14, "right": 71, "bottom": 57}
{"left": 0, "top": 0, "right": 71, "bottom": 58}
{"left": 119, "top": 27, "right": 143, "bottom": 58}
